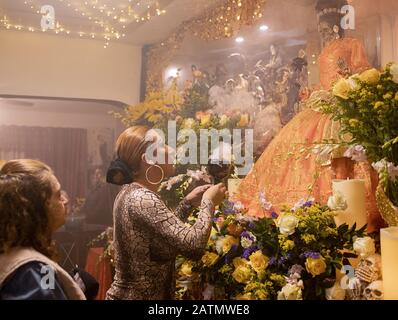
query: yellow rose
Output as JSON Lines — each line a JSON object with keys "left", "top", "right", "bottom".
{"left": 201, "top": 251, "right": 219, "bottom": 267}
{"left": 179, "top": 261, "right": 193, "bottom": 277}
{"left": 232, "top": 266, "right": 253, "bottom": 284}
{"left": 359, "top": 68, "right": 381, "bottom": 85}
{"left": 249, "top": 250, "right": 269, "bottom": 274}
{"left": 390, "top": 63, "right": 398, "bottom": 84}
{"left": 333, "top": 78, "right": 351, "bottom": 100}
{"left": 237, "top": 114, "right": 250, "bottom": 127}
{"left": 222, "top": 235, "right": 239, "bottom": 254}
{"left": 233, "top": 257, "right": 251, "bottom": 268}
{"left": 305, "top": 256, "right": 327, "bottom": 277}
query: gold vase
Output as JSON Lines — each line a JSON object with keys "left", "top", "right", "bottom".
{"left": 376, "top": 183, "right": 398, "bottom": 226}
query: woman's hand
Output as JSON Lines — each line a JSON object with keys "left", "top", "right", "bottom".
{"left": 185, "top": 184, "right": 212, "bottom": 207}
{"left": 203, "top": 183, "right": 227, "bottom": 206}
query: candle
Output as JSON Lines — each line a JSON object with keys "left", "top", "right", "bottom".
{"left": 228, "top": 178, "right": 241, "bottom": 198}
{"left": 381, "top": 227, "right": 398, "bottom": 300}
{"left": 332, "top": 179, "right": 367, "bottom": 230}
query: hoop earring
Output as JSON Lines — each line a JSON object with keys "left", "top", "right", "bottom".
{"left": 145, "top": 165, "right": 165, "bottom": 185}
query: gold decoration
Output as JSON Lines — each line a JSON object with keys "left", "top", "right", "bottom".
{"left": 376, "top": 183, "right": 398, "bottom": 226}
{"left": 144, "top": 0, "right": 267, "bottom": 93}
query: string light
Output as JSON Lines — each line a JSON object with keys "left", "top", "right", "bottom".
{"left": 1, "top": 0, "right": 168, "bottom": 48}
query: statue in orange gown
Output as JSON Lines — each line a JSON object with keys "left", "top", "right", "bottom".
{"left": 234, "top": 0, "right": 385, "bottom": 233}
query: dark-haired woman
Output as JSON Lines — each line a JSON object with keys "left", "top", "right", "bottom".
{"left": 106, "top": 126, "right": 226, "bottom": 300}
{"left": 0, "top": 166, "right": 85, "bottom": 300}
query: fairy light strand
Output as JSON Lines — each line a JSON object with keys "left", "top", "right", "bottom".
{"left": 1, "top": 0, "right": 167, "bottom": 48}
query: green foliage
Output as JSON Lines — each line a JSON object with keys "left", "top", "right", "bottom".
{"left": 176, "top": 199, "right": 366, "bottom": 300}
{"left": 325, "top": 64, "right": 398, "bottom": 206}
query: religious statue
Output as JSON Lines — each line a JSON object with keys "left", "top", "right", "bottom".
{"left": 234, "top": 0, "right": 384, "bottom": 233}
{"left": 265, "top": 44, "right": 283, "bottom": 70}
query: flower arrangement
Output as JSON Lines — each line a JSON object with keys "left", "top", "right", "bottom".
{"left": 175, "top": 197, "right": 366, "bottom": 300}
{"left": 112, "top": 76, "right": 251, "bottom": 181}
{"left": 111, "top": 78, "right": 183, "bottom": 129}
{"left": 325, "top": 64, "right": 398, "bottom": 209}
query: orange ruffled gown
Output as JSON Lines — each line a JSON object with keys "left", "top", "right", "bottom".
{"left": 235, "top": 38, "right": 384, "bottom": 233}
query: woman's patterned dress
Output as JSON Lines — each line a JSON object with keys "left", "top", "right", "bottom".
{"left": 106, "top": 183, "right": 214, "bottom": 300}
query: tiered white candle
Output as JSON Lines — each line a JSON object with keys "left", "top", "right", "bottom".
{"left": 227, "top": 178, "right": 241, "bottom": 198}
{"left": 332, "top": 179, "right": 367, "bottom": 229}
{"left": 381, "top": 227, "right": 398, "bottom": 300}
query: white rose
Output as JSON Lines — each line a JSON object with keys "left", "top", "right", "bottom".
{"left": 325, "top": 282, "right": 346, "bottom": 300}
{"left": 390, "top": 63, "right": 398, "bottom": 84}
{"left": 327, "top": 192, "right": 348, "bottom": 211}
{"left": 277, "top": 214, "right": 299, "bottom": 236}
{"left": 353, "top": 237, "right": 376, "bottom": 258}
{"left": 277, "top": 283, "right": 303, "bottom": 300}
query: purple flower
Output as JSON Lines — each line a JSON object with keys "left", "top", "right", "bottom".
{"left": 303, "top": 201, "right": 313, "bottom": 207}
{"left": 224, "top": 200, "right": 234, "bottom": 207}
{"left": 259, "top": 192, "right": 273, "bottom": 210}
{"left": 269, "top": 257, "right": 277, "bottom": 266}
{"left": 292, "top": 197, "right": 315, "bottom": 211}
{"left": 271, "top": 211, "right": 278, "bottom": 219}
{"left": 248, "top": 222, "right": 256, "bottom": 229}
{"left": 304, "top": 251, "right": 321, "bottom": 259}
{"left": 242, "top": 246, "right": 258, "bottom": 259}
{"left": 224, "top": 244, "right": 238, "bottom": 264}
{"left": 278, "top": 256, "right": 288, "bottom": 266}
{"left": 223, "top": 200, "right": 237, "bottom": 215}
{"left": 240, "top": 231, "right": 255, "bottom": 240}
{"left": 224, "top": 254, "right": 231, "bottom": 264}
{"left": 224, "top": 208, "right": 236, "bottom": 215}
